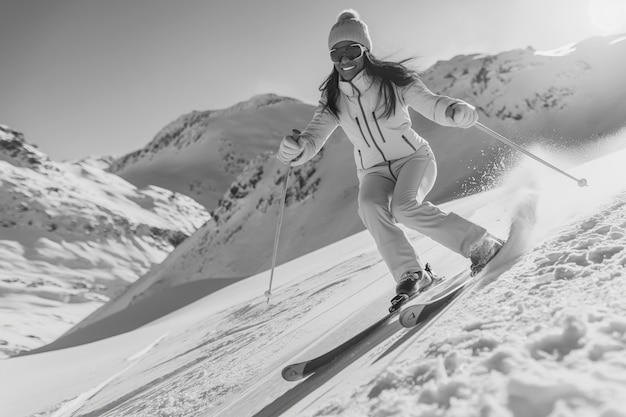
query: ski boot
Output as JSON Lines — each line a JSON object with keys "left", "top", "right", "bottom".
{"left": 470, "top": 234, "right": 505, "bottom": 276}
{"left": 389, "top": 264, "right": 436, "bottom": 313}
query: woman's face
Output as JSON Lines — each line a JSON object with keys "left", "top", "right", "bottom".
{"left": 330, "top": 41, "right": 366, "bottom": 82}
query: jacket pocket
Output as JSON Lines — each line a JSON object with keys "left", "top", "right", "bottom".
{"left": 355, "top": 117, "right": 370, "bottom": 147}
{"left": 357, "top": 150, "right": 365, "bottom": 169}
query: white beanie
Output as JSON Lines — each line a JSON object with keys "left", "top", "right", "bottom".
{"left": 327, "top": 9, "right": 372, "bottom": 51}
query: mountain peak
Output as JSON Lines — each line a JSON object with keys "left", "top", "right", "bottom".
{"left": 0, "top": 125, "right": 50, "bottom": 168}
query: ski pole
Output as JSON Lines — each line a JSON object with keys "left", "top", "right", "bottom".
{"left": 265, "top": 162, "right": 291, "bottom": 303}
{"left": 474, "top": 122, "right": 588, "bottom": 187}
{"left": 265, "top": 130, "right": 301, "bottom": 303}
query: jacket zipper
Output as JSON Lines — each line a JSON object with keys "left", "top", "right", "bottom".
{"left": 357, "top": 150, "right": 365, "bottom": 169}
{"left": 350, "top": 82, "right": 388, "bottom": 161}
{"left": 402, "top": 135, "right": 417, "bottom": 151}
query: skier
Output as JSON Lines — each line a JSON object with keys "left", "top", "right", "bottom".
{"left": 277, "top": 9, "right": 503, "bottom": 307}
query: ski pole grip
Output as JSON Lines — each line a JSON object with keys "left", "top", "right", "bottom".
{"left": 292, "top": 129, "right": 302, "bottom": 143}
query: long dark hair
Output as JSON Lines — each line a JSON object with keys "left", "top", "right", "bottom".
{"left": 320, "top": 52, "right": 421, "bottom": 119}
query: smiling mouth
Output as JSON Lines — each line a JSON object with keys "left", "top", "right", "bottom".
{"left": 341, "top": 65, "right": 356, "bottom": 71}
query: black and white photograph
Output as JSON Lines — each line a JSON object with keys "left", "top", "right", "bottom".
{"left": 1, "top": 1, "right": 626, "bottom": 416}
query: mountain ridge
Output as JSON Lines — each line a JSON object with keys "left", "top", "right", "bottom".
{"left": 0, "top": 126, "right": 211, "bottom": 356}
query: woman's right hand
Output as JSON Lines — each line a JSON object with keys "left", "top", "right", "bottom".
{"left": 277, "top": 129, "right": 304, "bottom": 164}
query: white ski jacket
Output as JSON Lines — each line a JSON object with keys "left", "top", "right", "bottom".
{"left": 292, "top": 70, "right": 465, "bottom": 170}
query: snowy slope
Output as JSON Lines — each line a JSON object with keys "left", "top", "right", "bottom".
{"left": 1, "top": 132, "right": 624, "bottom": 417}
{"left": 0, "top": 125, "right": 210, "bottom": 357}
{"left": 69, "top": 34, "right": 626, "bottom": 337}
{"left": 58, "top": 130, "right": 361, "bottom": 338}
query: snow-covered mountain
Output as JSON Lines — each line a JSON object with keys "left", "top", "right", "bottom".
{"left": 108, "top": 94, "right": 313, "bottom": 211}
{"left": 66, "top": 34, "right": 626, "bottom": 336}
{"left": 2, "top": 136, "right": 625, "bottom": 417}
{"left": 0, "top": 125, "right": 210, "bottom": 357}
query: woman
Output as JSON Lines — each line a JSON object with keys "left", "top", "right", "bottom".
{"left": 277, "top": 10, "right": 503, "bottom": 308}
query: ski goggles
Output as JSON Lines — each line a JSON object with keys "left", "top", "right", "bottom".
{"left": 329, "top": 43, "right": 366, "bottom": 63}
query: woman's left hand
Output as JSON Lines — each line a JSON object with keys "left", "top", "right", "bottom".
{"left": 446, "top": 102, "right": 478, "bottom": 128}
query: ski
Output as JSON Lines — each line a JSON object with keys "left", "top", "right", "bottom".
{"left": 281, "top": 271, "right": 462, "bottom": 382}
{"left": 281, "top": 313, "right": 390, "bottom": 381}
{"left": 281, "top": 299, "right": 413, "bottom": 381}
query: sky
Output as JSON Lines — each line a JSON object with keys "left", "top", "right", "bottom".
{"left": 2, "top": 0, "right": 626, "bottom": 161}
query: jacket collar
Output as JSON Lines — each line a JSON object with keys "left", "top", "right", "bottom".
{"left": 338, "top": 70, "right": 375, "bottom": 97}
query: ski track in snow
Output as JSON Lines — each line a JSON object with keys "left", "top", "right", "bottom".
{"left": 30, "top": 252, "right": 393, "bottom": 417}
{"left": 44, "top": 334, "right": 169, "bottom": 417}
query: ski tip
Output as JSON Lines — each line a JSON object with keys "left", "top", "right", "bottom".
{"left": 282, "top": 362, "right": 308, "bottom": 381}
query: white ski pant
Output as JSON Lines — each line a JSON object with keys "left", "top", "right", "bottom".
{"left": 357, "top": 145, "right": 487, "bottom": 282}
